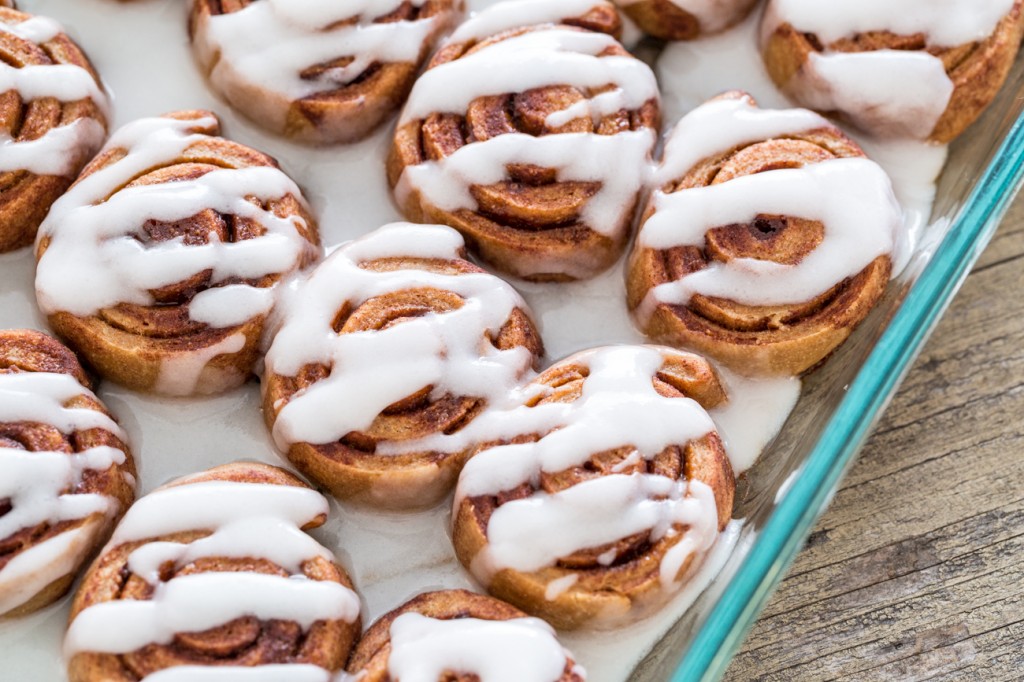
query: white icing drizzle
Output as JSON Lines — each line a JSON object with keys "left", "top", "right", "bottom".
{"left": 765, "top": 0, "right": 1015, "bottom": 47}
{"left": 0, "top": 371, "right": 128, "bottom": 614}
{"left": 615, "top": 0, "right": 750, "bottom": 34}
{"left": 400, "top": 29, "right": 656, "bottom": 126}
{"left": 454, "top": 346, "right": 721, "bottom": 590}
{"left": 395, "top": 23, "right": 658, "bottom": 266}
{"left": 0, "top": 14, "right": 109, "bottom": 176}
{"left": 192, "top": 0, "right": 440, "bottom": 130}
{"left": 708, "top": 367, "right": 801, "bottom": 474}
{"left": 636, "top": 97, "right": 903, "bottom": 322}
{"left": 266, "top": 222, "right": 537, "bottom": 450}
{"left": 545, "top": 573, "right": 579, "bottom": 600}
{"left": 34, "top": 114, "right": 318, "bottom": 327}
{"left": 788, "top": 51, "right": 953, "bottom": 140}
{"left": 449, "top": 0, "right": 614, "bottom": 43}
{"left": 0, "top": 521, "right": 102, "bottom": 616}
{"left": 153, "top": 332, "right": 248, "bottom": 397}
{"left": 388, "top": 612, "right": 579, "bottom": 682}
{"left": 654, "top": 96, "right": 830, "bottom": 186}
{"left": 0, "top": 448, "right": 123, "bottom": 540}
{"left": 762, "top": 0, "right": 1015, "bottom": 139}
{"left": 64, "top": 479, "right": 361, "bottom": 661}
{"left": 143, "top": 664, "right": 337, "bottom": 682}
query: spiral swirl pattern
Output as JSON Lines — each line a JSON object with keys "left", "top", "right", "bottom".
{"left": 35, "top": 110, "right": 320, "bottom": 396}
{"left": 389, "top": 0, "right": 660, "bottom": 280}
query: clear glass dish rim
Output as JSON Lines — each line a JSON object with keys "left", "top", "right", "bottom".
{"left": 667, "top": 108, "right": 1024, "bottom": 682}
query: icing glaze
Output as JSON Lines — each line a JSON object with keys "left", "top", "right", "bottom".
{"left": 266, "top": 222, "right": 536, "bottom": 450}
{"left": 143, "top": 665, "right": 337, "bottom": 682}
{"left": 64, "top": 479, "right": 361, "bottom": 664}
{"left": 449, "top": 0, "right": 615, "bottom": 43}
{"left": 388, "top": 612, "right": 579, "bottom": 681}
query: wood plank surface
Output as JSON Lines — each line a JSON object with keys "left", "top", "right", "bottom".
{"left": 724, "top": 195, "right": 1024, "bottom": 681}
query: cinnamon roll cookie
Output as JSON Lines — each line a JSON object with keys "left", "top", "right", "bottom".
{"left": 613, "top": 0, "right": 759, "bottom": 41}
{"left": 65, "top": 462, "right": 362, "bottom": 682}
{"left": 761, "top": 0, "right": 1024, "bottom": 141}
{"left": 262, "top": 222, "right": 543, "bottom": 508}
{"left": 452, "top": 345, "right": 734, "bottom": 628}
{"left": 348, "top": 590, "right": 586, "bottom": 681}
{"left": 189, "top": 0, "right": 461, "bottom": 143}
{"left": 0, "top": 329, "right": 135, "bottom": 618}
{"left": 1, "top": 5, "right": 109, "bottom": 252}
{"left": 35, "top": 110, "right": 320, "bottom": 396}
{"left": 389, "top": 0, "right": 660, "bottom": 280}
{"left": 627, "top": 93, "right": 902, "bottom": 375}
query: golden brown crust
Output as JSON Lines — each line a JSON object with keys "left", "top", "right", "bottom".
{"left": 35, "top": 110, "right": 321, "bottom": 396}
{"left": 615, "top": 0, "right": 758, "bottom": 41}
{"left": 189, "top": 0, "right": 459, "bottom": 144}
{"left": 761, "top": 0, "right": 1024, "bottom": 142}
{"left": 452, "top": 349, "right": 734, "bottom": 629}
{"left": 388, "top": 12, "right": 660, "bottom": 281}
{"left": 66, "top": 462, "right": 360, "bottom": 682}
{"left": 0, "top": 6, "right": 107, "bottom": 252}
{"left": 347, "top": 590, "right": 584, "bottom": 681}
{"left": 0, "top": 329, "right": 135, "bottom": 618}
{"left": 626, "top": 92, "right": 892, "bottom": 376}
{"left": 262, "top": 254, "right": 544, "bottom": 509}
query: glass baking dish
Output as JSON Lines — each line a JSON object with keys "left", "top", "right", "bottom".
{"left": 633, "top": 45, "right": 1024, "bottom": 682}
{"left": 3, "top": 2, "right": 1023, "bottom": 680}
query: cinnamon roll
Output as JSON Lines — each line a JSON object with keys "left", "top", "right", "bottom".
{"left": 189, "top": 0, "right": 460, "bottom": 144}
{"left": 452, "top": 345, "right": 734, "bottom": 629}
{"left": 0, "top": 329, "right": 135, "bottom": 618}
{"left": 612, "top": 0, "right": 758, "bottom": 40}
{"left": 761, "top": 0, "right": 1024, "bottom": 142}
{"left": 65, "top": 462, "right": 362, "bottom": 682}
{"left": 35, "top": 110, "right": 321, "bottom": 396}
{"left": 348, "top": 590, "right": 586, "bottom": 681}
{"left": 0, "top": 5, "right": 109, "bottom": 252}
{"left": 389, "top": 0, "right": 661, "bottom": 281}
{"left": 627, "top": 93, "right": 902, "bottom": 376}
{"left": 262, "top": 222, "right": 543, "bottom": 509}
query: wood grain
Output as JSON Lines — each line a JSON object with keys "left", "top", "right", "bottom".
{"left": 725, "top": 195, "right": 1024, "bottom": 681}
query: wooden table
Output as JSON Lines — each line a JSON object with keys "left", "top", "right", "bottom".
{"left": 724, "top": 196, "right": 1024, "bottom": 680}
